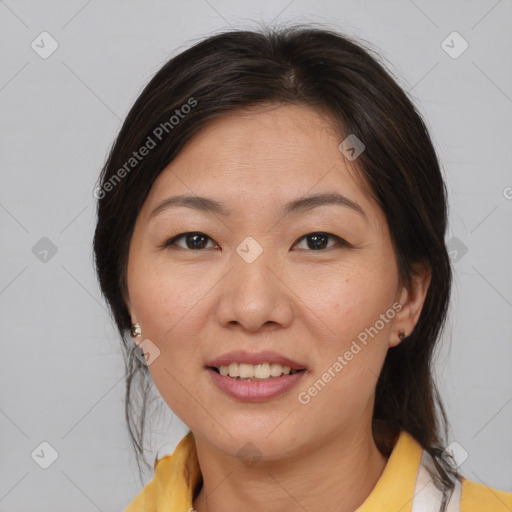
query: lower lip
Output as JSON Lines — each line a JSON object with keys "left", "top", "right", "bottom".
{"left": 207, "top": 368, "right": 306, "bottom": 402}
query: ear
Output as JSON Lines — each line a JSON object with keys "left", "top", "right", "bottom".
{"left": 390, "top": 262, "right": 432, "bottom": 348}
{"left": 124, "top": 302, "right": 135, "bottom": 324}
{"left": 124, "top": 301, "right": 141, "bottom": 339}
{"left": 121, "top": 283, "right": 141, "bottom": 344}
{"left": 121, "top": 284, "right": 137, "bottom": 326}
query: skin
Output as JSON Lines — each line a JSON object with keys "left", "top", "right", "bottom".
{"left": 125, "top": 103, "right": 431, "bottom": 512}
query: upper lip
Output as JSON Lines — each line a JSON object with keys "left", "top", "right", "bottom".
{"left": 206, "top": 350, "right": 306, "bottom": 370}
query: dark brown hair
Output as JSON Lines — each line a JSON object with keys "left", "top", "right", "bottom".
{"left": 93, "top": 24, "right": 457, "bottom": 498}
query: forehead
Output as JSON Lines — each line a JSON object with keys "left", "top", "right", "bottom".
{"left": 141, "top": 103, "right": 377, "bottom": 221}
{"left": 175, "top": 103, "right": 343, "bottom": 170}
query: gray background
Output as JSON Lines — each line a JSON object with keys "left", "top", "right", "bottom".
{"left": 1, "top": 0, "right": 511, "bottom": 510}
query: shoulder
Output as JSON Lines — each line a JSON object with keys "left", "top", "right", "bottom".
{"left": 123, "top": 479, "right": 156, "bottom": 512}
{"left": 460, "top": 477, "right": 512, "bottom": 512}
{"left": 123, "top": 431, "right": 200, "bottom": 512}
{"left": 122, "top": 455, "right": 178, "bottom": 512}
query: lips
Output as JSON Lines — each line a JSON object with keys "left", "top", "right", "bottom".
{"left": 205, "top": 350, "right": 307, "bottom": 401}
{"left": 206, "top": 350, "right": 306, "bottom": 370}
{"left": 206, "top": 367, "right": 306, "bottom": 401}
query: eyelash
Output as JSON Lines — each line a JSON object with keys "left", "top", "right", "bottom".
{"left": 160, "top": 231, "right": 351, "bottom": 252}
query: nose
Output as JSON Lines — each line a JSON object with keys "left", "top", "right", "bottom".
{"left": 215, "top": 246, "right": 294, "bottom": 333}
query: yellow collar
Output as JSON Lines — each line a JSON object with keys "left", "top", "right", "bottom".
{"left": 129, "top": 429, "right": 423, "bottom": 512}
{"left": 356, "top": 430, "right": 422, "bottom": 512}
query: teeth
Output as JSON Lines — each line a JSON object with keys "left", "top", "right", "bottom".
{"left": 254, "top": 363, "right": 270, "bottom": 379}
{"left": 239, "top": 363, "right": 254, "bottom": 379}
{"left": 228, "top": 362, "right": 239, "bottom": 377}
{"left": 216, "top": 362, "right": 297, "bottom": 380}
{"left": 270, "top": 363, "right": 286, "bottom": 377}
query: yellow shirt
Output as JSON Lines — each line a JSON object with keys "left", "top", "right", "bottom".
{"left": 124, "top": 430, "right": 512, "bottom": 512}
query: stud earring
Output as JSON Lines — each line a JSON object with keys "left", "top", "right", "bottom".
{"left": 131, "top": 323, "right": 142, "bottom": 337}
{"left": 398, "top": 330, "right": 407, "bottom": 341}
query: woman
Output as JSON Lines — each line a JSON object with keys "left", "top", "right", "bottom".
{"left": 93, "top": 25, "right": 512, "bottom": 511}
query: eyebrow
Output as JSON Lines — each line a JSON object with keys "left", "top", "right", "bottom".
{"left": 149, "top": 192, "right": 366, "bottom": 220}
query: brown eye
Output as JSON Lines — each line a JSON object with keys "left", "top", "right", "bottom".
{"left": 163, "top": 232, "right": 218, "bottom": 250}
{"left": 293, "top": 232, "right": 349, "bottom": 251}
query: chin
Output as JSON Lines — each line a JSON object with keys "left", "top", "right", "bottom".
{"left": 196, "top": 417, "right": 302, "bottom": 462}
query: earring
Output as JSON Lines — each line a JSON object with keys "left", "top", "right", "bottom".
{"left": 131, "top": 323, "right": 142, "bottom": 337}
{"left": 398, "top": 330, "right": 407, "bottom": 341}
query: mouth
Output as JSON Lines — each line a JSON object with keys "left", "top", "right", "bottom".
{"left": 208, "top": 363, "right": 306, "bottom": 381}
{"left": 205, "top": 350, "right": 308, "bottom": 401}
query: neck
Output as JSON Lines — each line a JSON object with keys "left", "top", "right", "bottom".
{"left": 192, "top": 425, "right": 388, "bottom": 512}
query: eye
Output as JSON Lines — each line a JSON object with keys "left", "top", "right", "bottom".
{"left": 293, "top": 232, "right": 349, "bottom": 251}
{"left": 161, "top": 231, "right": 350, "bottom": 252}
{"left": 162, "top": 232, "right": 219, "bottom": 250}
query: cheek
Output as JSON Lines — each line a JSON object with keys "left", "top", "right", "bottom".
{"left": 296, "top": 266, "right": 396, "bottom": 404}
{"left": 128, "top": 249, "right": 207, "bottom": 335}
{"left": 311, "top": 265, "right": 397, "bottom": 342}
{"left": 129, "top": 268, "right": 209, "bottom": 414}
{"left": 295, "top": 282, "right": 394, "bottom": 429}
{"left": 126, "top": 252, "right": 212, "bottom": 399}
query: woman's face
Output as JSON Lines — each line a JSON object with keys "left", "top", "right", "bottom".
{"left": 126, "top": 103, "right": 425, "bottom": 460}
